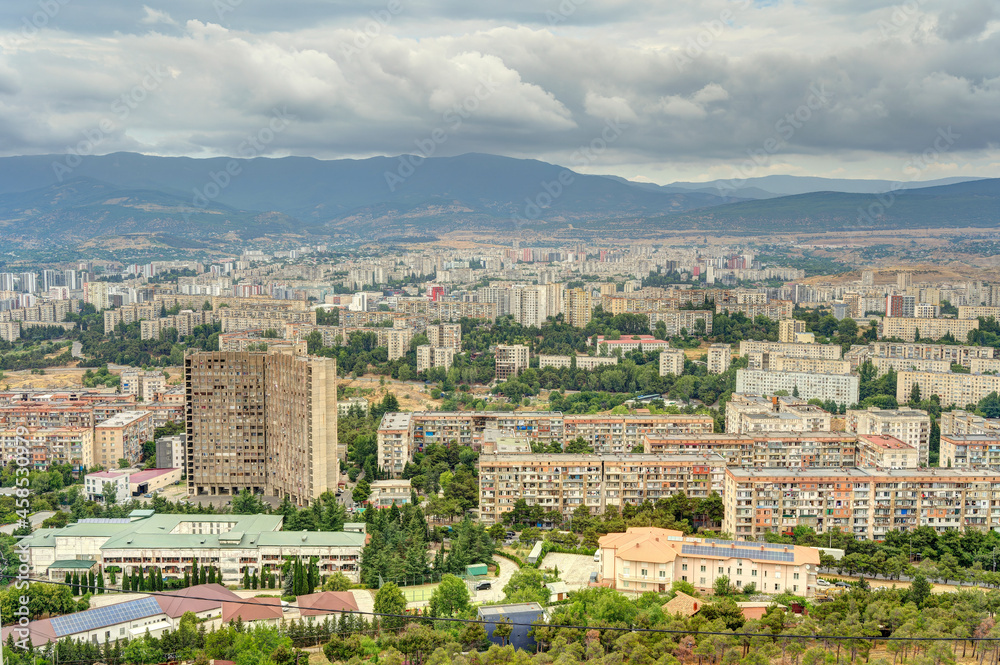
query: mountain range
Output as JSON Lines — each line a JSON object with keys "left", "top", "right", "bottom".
{"left": 0, "top": 152, "right": 996, "bottom": 245}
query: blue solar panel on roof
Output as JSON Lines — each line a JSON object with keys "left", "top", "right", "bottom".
{"left": 77, "top": 518, "right": 132, "bottom": 524}
{"left": 50, "top": 596, "right": 162, "bottom": 637}
{"left": 681, "top": 544, "right": 794, "bottom": 562}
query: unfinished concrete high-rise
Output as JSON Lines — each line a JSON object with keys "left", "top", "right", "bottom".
{"left": 185, "top": 349, "right": 337, "bottom": 505}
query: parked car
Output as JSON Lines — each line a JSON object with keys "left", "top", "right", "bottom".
{"left": 594, "top": 551, "right": 601, "bottom": 562}
{"left": 817, "top": 579, "right": 830, "bottom": 587}
{"left": 835, "top": 581, "right": 850, "bottom": 588}
{"left": 475, "top": 581, "right": 492, "bottom": 591}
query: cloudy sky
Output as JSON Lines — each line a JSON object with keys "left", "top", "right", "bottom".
{"left": 0, "top": 0, "right": 998, "bottom": 184}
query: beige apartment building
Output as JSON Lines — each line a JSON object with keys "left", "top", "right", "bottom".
{"left": 478, "top": 453, "right": 726, "bottom": 525}
{"left": 846, "top": 406, "right": 931, "bottom": 466}
{"left": 958, "top": 306, "right": 1000, "bottom": 320}
{"left": 896, "top": 371, "right": 1000, "bottom": 410}
{"left": 426, "top": 323, "right": 462, "bottom": 350}
{"left": 377, "top": 413, "right": 413, "bottom": 477}
{"left": 970, "top": 358, "right": 1000, "bottom": 374}
{"left": 495, "top": 344, "right": 529, "bottom": 381}
{"left": 659, "top": 349, "right": 685, "bottom": 377}
{"left": 746, "top": 352, "right": 850, "bottom": 375}
{"left": 563, "top": 287, "right": 593, "bottom": 328}
{"left": 539, "top": 354, "right": 619, "bottom": 371}
{"left": 0, "top": 320, "right": 20, "bottom": 342}
{"left": 738, "top": 340, "right": 843, "bottom": 360}
{"left": 724, "top": 467, "right": 1000, "bottom": 541}
{"left": 103, "top": 304, "right": 157, "bottom": 334}
{"left": 778, "top": 319, "right": 807, "bottom": 343}
{"left": 856, "top": 435, "right": 918, "bottom": 469}
{"left": 646, "top": 310, "right": 714, "bottom": 337}
{"left": 219, "top": 309, "right": 316, "bottom": 333}
{"left": 185, "top": 350, "right": 337, "bottom": 505}
{"left": 95, "top": 410, "right": 153, "bottom": 469}
{"left": 707, "top": 344, "right": 732, "bottom": 374}
{"left": 416, "top": 345, "right": 455, "bottom": 372}
{"left": 940, "top": 410, "right": 1000, "bottom": 436}
{"left": 0, "top": 426, "right": 93, "bottom": 471}
{"left": 854, "top": 341, "right": 994, "bottom": 369}
{"left": 598, "top": 527, "right": 819, "bottom": 597}
{"left": 120, "top": 369, "right": 166, "bottom": 402}
{"left": 871, "top": 356, "right": 952, "bottom": 375}
{"left": 562, "top": 414, "right": 715, "bottom": 454}
{"left": 939, "top": 434, "right": 1000, "bottom": 468}
{"left": 735, "top": 369, "right": 859, "bottom": 406}
{"left": 880, "top": 317, "right": 979, "bottom": 342}
{"left": 644, "top": 432, "right": 856, "bottom": 468}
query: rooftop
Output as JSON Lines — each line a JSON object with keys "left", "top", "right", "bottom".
{"left": 858, "top": 435, "right": 914, "bottom": 450}
{"left": 96, "top": 410, "right": 152, "bottom": 428}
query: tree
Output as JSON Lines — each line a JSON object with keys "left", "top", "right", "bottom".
{"left": 428, "top": 574, "right": 470, "bottom": 618}
{"left": 502, "top": 567, "right": 548, "bottom": 604}
{"left": 493, "top": 617, "right": 513, "bottom": 646}
{"left": 374, "top": 582, "right": 407, "bottom": 630}
{"left": 714, "top": 575, "right": 733, "bottom": 596}
{"left": 353, "top": 478, "right": 371, "bottom": 504}
{"left": 909, "top": 383, "right": 921, "bottom": 405}
{"left": 909, "top": 572, "right": 931, "bottom": 608}
{"left": 323, "top": 572, "right": 353, "bottom": 591}
{"left": 102, "top": 481, "right": 118, "bottom": 505}
{"left": 232, "top": 489, "right": 269, "bottom": 514}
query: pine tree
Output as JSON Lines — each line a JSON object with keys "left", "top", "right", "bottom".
{"left": 97, "top": 572, "right": 105, "bottom": 594}
{"left": 64, "top": 572, "right": 71, "bottom": 585}
{"left": 71, "top": 572, "right": 79, "bottom": 595}
{"left": 191, "top": 558, "right": 199, "bottom": 585}
{"left": 200, "top": 565, "right": 207, "bottom": 585}
{"left": 184, "top": 570, "right": 190, "bottom": 587}
{"left": 138, "top": 567, "right": 146, "bottom": 591}
{"left": 110, "top": 569, "right": 117, "bottom": 586}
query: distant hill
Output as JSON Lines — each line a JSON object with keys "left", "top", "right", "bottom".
{"left": 0, "top": 152, "right": 995, "bottom": 245}
{"left": 648, "top": 178, "right": 1000, "bottom": 233}
{"left": 664, "top": 174, "right": 984, "bottom": 198}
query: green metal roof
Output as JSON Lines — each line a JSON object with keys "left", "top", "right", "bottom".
{"left": 48, "top": 559, "right": 96, "bottom": 569}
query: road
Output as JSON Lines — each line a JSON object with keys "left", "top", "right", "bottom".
{"left": 474, "top": 554, "right": 518, "bottom": 604}
{"left": 71, "top": 342, "right": 83, "bottom": 358}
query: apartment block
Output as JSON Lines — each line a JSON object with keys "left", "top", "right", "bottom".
{"left": 845, "top": 406, "right": 931, "bottom": 466}
{"left": 735, "top": 404, "right": 833, "bottom": 435}
{"left": 856, "top": 341, "right": 994, "bottom": 369}
{"left": 871, "top": 356, "right": 952, "bottom": 375}
{"left": 479, "top": 453, "right": 726, "bottom": 525}
{"left": 0, "top": 320, "right": 20, "bottom": 342}
{"left": 659, "top": 349, "right": 685, "bottom": 377}
{"left": 155, "top": 434, "right": 186, "bottom": 470}
{"left": 219, "top": 308, "right": 316, "bottom": 333}
{"left": 416, "top": 345, "right": 455, "bottom": 372}
{"left": 778, "top": 319, "right": 807, "bottom": 343}
{"left": 644, "top": 433, "right": 855, "bottom": 468}
{"left": 0, "top": 426, "right": 93, "bottom": 471}
{"left": 725, "top": 467, "right": 1000, "bottom": 540}
{"left": 426, "top": 323, "right": 462, "bottom": 351}
{"left": 120, "top": 369, "right": 166, "bottom": 402}
{"left": 939, "top": 434, "right": 1000, "bottom": 468}
{"left": 880, "top": 317, "right": 979, "bottom": 342}
{"left": 185, "top": 350, "right": 337, "bottom": 505}
{"left": 368, "top": 479, "right": 413, "bottom": 508}
{"left": 646, "top": 310, "right": 714, "bottom": 337}
{"left": 940, "top": 410, "right": 1000, "bottom": 436}
{"left": 95, "top": 411, "right": 153, "bottom": 469}
{"left": 739, "top": 341, "right": 843, "bottom": 360}
{"left": 377, "top": 413, "right": 413, "bottom": 477}
{"left": 563, "top": 287, "right": 593, "bottom": 328}
{"left": 958, "top": 306, "right": 1000, "bottom": 320}
{"left": 856, "top": 435, "right": 918, "bottom": 469}
{"left": 594, "top": 335, "right": 671, "bottom": 355}
{"left": 140, "top": 310, "right": 219, "bottom": 340}
{"left": 495, "top": 344, "right": 529, "bottom": 381}
{"left": 896, "top": 371, "right": 1000, "bottom": 410}
{"left": 970, "top": 358, "right": 1000, "bottom": 374}
{"left": 562, "top": 414, "right": 715, "bottom": 454}
{"left": 103, "top": 304, "right": 157, "bottom": 334}
{"left": 539, "top": 354, "right": 619, "bottom": 371}
{"left": 746, "top": 352, "right": 850, "bottom": 375}
{"left": 736, "top": 369, "right": 859, "bottom": 406}
{"left": 707, "top": 344, "right": 732, "bottom": 374}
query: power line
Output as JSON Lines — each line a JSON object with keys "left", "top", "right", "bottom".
{"left": 2, "top": 575, "right": 996, "bottom": 642}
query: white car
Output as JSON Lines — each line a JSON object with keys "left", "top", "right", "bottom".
{"left": 594, "top": 551, "right": 601, "bottom": 562}
{"left": 817, "top": 579, "right": 830, "bottom": 587}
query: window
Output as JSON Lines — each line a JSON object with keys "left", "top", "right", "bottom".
{"left": 700, "top": 565, "right": 707, "bottom": 572}
{"left": 681, "top": 564, "right": 688, "bottom": 571}
{"left": 623, "top": 581, "right": 629, "bottom": 588}
{"left": 793, "top": 573, "right": 800, "bottom": 580}
{"left": 659, "top": 570, "right": 666, "bottom": 579}
{"left": 736, "top": 569, "right": 743, "bottom": 576}
{"left": 751, "top": 570, "right": 757, "bottom": 577}
{"left": 682, "top": 575, "right": 687, "bottom": 582}
{"left": 718, "top": 566, "right": 724, "bottom": 574}
{"left": 641, "top": 568, "right": 648, "bottom": 577}
{"left": 774, "top": 584, "right": 780, "bottom": 591}
{"left": 700, "top": 577, "right": 706, "bottom": 585}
